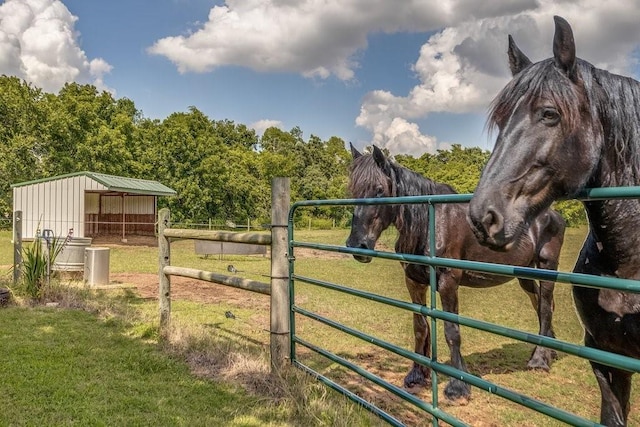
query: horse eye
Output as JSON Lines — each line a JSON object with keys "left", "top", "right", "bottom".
{"left": 375, "top": 186, "right": 385, "bottom": 197}
{"left": 541, "top": 108, "right": 560, "bottom": 124}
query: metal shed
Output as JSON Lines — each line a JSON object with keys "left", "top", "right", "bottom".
{"left": 12, "top": 171, "right": 176, "bottom": 240}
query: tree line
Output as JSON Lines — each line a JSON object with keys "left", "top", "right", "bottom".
{"left": 0, "top": 76, "right": 585, "bottom": 227}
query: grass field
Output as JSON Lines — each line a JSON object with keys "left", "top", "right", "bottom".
{"left": 1, "top": 226, "right": 639, "bottom": 426}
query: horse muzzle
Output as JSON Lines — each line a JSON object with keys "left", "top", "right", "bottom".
{"left": 353, "top": 253, "right": 373, "bottom": 263}
{"left": 467, "top": 201, "right": 516, "bottom": 251}
{"left": 346, "top": 240, "right": 374, "bottom": 263}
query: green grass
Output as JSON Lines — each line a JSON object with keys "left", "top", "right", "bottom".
{"left": 1, "top": 226, "right": 639, "bottom": 425}
{"left": 287, "top": 226, "right": 640, "bottom": 425}
{"left": 0, "top": 306, "right": 280, "bottom": 426}
{"left": 0, "top": 231, "right": 381, "bottom": 427}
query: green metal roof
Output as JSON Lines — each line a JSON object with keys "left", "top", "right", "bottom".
{"left": 11, "top": 171, "right": 177, "bottom": 196}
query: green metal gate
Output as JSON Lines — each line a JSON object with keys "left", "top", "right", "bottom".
{"left": 287, "top": 186, "right": 640, "bottom": 426}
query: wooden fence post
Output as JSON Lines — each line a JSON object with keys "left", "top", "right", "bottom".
{"left": 270, "top": 177, "right": 290, "bottom": 372}
{"left": 158, "top": 208, "right": 171, "bottom": 332}
{"left": 13, "top": 210, "right": 22, "bottom": 285}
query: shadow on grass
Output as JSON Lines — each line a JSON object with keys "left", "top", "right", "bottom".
{"left": 464, "top": 342, "right": 568, "bottom": 376}
{"left": 291, "top": 342, "right": 572, "bottom": 426}
{"left": 203, "top": 322, "right": 269, "bottom": 348}
{"left": 297, "top": 341, "right": 568, "bottom": 382}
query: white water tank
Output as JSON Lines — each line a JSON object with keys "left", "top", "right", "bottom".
{"left": 51, "top": 237, "right": 93, "bottom": 271}
{"left": 84, "top": 247, "right": 110, "bottom": 286}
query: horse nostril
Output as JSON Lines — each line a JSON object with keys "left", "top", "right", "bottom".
{"left": 482, "top": 208, "right": 504, "bottom": 240}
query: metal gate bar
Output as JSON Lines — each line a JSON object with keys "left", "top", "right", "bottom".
{"left": 288, "top": 186, "right": 640, "bottom": 426}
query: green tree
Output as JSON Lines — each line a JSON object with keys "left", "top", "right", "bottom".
{"left": 0, "top": 77, "right": 48, "bottom": 216}
{"left": 150, "top": 107, "right": 229, "bottom": 223}
{"left": 396, "top": 144, "right": 490, "bottom": 194}
{"left": 42, "top": 83, "right": 136, "bottom": 176}
{"left": 213, "top": 119, "right": 259, "bottom": 150}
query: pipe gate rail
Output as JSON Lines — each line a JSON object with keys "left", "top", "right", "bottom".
{"left": 288, "top": 186, "right": 640, "bottom": 426}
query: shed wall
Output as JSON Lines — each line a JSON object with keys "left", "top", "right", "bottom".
{"left": 13, "top": 176, "right": 107, "bottom": 239}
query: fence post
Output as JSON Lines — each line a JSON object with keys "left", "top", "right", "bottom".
{"left": 270, "top": 177, "right": 290, "bottom": 372}
{"left": 13, "top": 210, "right": 22, "bottom": 285}
{"left": 158, "top": 208, "right": 171, "bottom": 332}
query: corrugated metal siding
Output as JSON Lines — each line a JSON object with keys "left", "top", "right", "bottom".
{"left": 85, "top": 193, "right": 100, "bottom": 214}
{"left": 100, "top": 195, "right": 155, "bottom": 214}
{"left": 14, "top": 176, "right": 108, "bottom": 239}
{"left": 126, "top": 196, "right": 155, "bottom": 214}
{"left": 101, "top": 196, "right": 122, "bottom": 214}
{"left": 13, "top": 174, "right": 161, "bottom": 239}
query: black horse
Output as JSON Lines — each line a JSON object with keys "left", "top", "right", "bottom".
{"left": 346, "top": 144, "right": 565, "bottom": 401}
{"left": 469, "top": 16, "right": 640, "bottom": 426}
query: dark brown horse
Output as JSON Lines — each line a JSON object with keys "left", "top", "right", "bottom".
{"left": 346, "top": 144, "right": 565, "bottom": 401}
{"left": 469, "top": 16, "right": 640, "bottom": 426}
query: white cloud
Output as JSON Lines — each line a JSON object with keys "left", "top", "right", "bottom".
{"left": 376, "top": 117, "right": 440, "bottom": 156}
{"left": 149, "top": 0, "right": 640, "bottom": 155}
{"left": 358, "top": 0, "right": 640, "bottom": 155}
{"left": 249, "top": 119, "right": 283, "bottom": 135}
{"left": 0, "top": 0, "right": 113, "bottom": 93}
{"left": 148, "top": 0, "right": 540, "bottom": 81}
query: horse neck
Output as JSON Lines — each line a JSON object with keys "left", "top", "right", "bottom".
{"left": 391, "top": 167, "right": 445, "bottom": 254}
{"left": 584, "top": 153, "right": 640, "bottom": 278}
{"left": 576, "top": 66, "right": 640, "bottom": 277}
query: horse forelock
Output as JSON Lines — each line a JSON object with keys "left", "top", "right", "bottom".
{"left": 348, "top": 152, "right": 453, "bottom": 199}
{"left": 488, "top": 58, "right": 640, "bottom": 184}
{"left": 348, "top": 154, "right": 393, "bottom": 198}
{"left": 488, "top": 59, "right": 581, "bottom": 136}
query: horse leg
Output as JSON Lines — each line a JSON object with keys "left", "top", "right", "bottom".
{"left": 518, "top": 277, "right": 556, "bottom": 371}
{"left": 587, "top": 334, "right": 632, "bottom": 426}
{"left": 438, "top": 271, "right": 471, "bottom": 402}
{"left": 403, "top": 276, "right": 431, "bottom": 389}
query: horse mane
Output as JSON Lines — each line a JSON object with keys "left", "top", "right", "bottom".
{"left": 348, "top": 152, "right": 456, "bottom": 254}
{"left": 488, "top": 59, "right": 582, "bottom": 136}
{"left": 488, "top": 58, "right": 640, "bottom": 185}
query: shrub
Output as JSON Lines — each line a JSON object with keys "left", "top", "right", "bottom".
{"left": 553, "top": 200, "right": 587, "bottom": 227}
{"left": 18, "top": 232, "right": 71, "bottom": 301}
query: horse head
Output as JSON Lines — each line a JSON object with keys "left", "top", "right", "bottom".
{"left": 346, "top": 144, "right": 396, "bottom": 262}
{"left": 468, "top": 16, "right": 603, "bottom": 250}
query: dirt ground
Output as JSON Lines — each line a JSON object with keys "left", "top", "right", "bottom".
{"left": 110, "top": 272, "right": 271, "bottom": 307}
{"left": 87, "top": 236, "right": 482, "bottom": 425}
{"left": 91, "top": 234, "right": 349, "bottom": 304}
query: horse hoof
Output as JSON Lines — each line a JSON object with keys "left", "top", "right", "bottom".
{"left": 403, "top": 369, "right": 429, "bottom": 389}
{"left": 444, "top": 380, "right": 471, "bottom": 404}
{"left": 527, "top": 360, "right": 551, "bottom": 372}
{"left": 528, "top": 348, "right": 556, "bottom": 371}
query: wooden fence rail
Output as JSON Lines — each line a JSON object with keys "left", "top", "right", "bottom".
{"left": 162, "top": 228, "right": 272, "bottom": 245}
{"left": 158, "top": 177, "right": 291, "bottom": 372}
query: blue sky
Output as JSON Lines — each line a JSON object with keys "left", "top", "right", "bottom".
{"left": 1, "top": 1, "right": 639, "bottom": 155}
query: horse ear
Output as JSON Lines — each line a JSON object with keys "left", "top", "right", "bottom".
{"left": 350, "top": 142, "right": 362, "bottom": 159}
{"left": 552, "top": 16, "right": 577, "bottom": 81}
{"left": 507, "top": 35, "right": 532, "bottom": 76}
{"left": 372, "top": 145, "right": 387, "bottom": 169}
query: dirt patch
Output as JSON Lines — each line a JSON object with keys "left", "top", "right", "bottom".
{"left": 111, "top": 272, "right": 270, "bottom": 309}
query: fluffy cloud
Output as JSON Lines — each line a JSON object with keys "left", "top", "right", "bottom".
{"left": 148, "top": 0, "right": 539, "bottom": 81}
{"left": 0, "top": 0, "right": 112, "bottom": 93}
{"left": 374, "top": 117, "right": 443, "bottom": 155}
{"left": 148, "top": 0, "right": 446, "bottom": 79}
{"left": 357, "top": 0, "right": 640, "bottom": 155}
{"left": 149, "top": 0, "right": 640, "bottom": 155}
